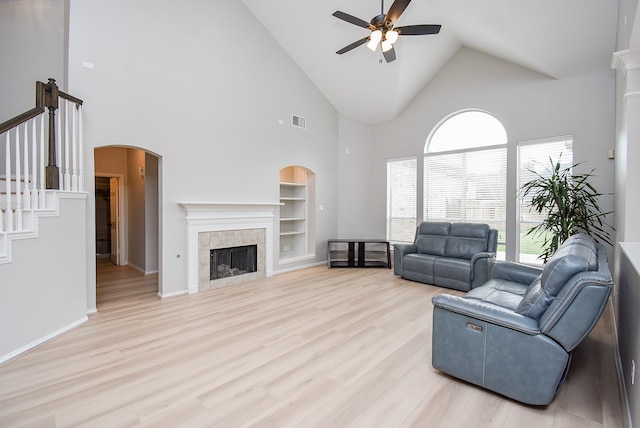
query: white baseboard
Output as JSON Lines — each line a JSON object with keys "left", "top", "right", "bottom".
{"left": 126, "top": 263, "right": 157, "bottom": 276}
{"left": 0, "top": 316, "right": 88, "bottom": 366}
{"left": 157, "top": 290, "right": 188, "bottom": 299}
{"left": 127, "top": 263, "right": 145, "bottom": 275}
{"left": 274, "top": 260, "right": 326, "bottom": 275}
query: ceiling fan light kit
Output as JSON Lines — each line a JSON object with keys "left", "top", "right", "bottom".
{"left": 367, "top": 30, "right": 383, "bottom": 51}
{"left": 333, "top": 0, "right": 441, "bottom": 63}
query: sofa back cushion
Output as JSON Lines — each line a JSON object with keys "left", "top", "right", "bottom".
{"left": 444, "top": 223, "right": 490, "bottom": 260}
{"left": 415, "top": 222, "right": 450, "bottom": 256}
{"left": 541, "top": 237, "right": 598, "bottom": 295}
{"left": 516, "top": 234, "right": 598, "bottom": 320}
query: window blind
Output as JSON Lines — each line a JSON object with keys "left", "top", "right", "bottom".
{"left": 387, "top": 158, "right": 417, "bottom": 243}
{"left": 423, "top": 146, "right": 507, "bottom": 242}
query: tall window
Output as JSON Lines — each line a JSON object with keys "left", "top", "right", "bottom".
{"left": 424, "top": 111, "right": 507, "bottom": 257}
{"left": 517, "top": 137, "right": 573, "bottom": 263}
{"left": 387, "top": 157, "right": 417, "bottom": 244}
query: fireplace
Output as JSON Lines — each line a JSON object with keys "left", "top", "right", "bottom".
{"left": 180, "top": 202, "right": 279, "bottom": 294}
{"left": 210, "top": 245, "right": 258, "bottom": 279}
{"left": 197, "top": 228, "right": 267, "bottom": 292}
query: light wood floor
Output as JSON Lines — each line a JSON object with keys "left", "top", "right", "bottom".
{"left": 0, "top": 262, "right": 625, "bottom": 427}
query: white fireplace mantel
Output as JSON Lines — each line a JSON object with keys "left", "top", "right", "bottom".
{"left": 179, "top": 202, "right": 281, "bottom": 294}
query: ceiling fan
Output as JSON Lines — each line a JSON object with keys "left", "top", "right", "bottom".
{"left": 333, "top": 0, "right": 441, "bottom": 63}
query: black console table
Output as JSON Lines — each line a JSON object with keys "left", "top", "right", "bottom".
{"left": 327, "top": 239, "right": 391, "bottom": 268}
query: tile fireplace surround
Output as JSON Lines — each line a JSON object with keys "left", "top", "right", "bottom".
{"left": 179, "top": 202, "right": 280, "bottom": 294}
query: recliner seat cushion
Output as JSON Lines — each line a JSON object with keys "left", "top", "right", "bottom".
{"left": 464, "top": 279, "right": 528, "bottom": 311}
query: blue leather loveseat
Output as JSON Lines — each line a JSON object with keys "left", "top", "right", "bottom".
{"left": 393, "top": 222, "right": 498, "bottom": 291}
{"left": 431, "top": 234, "right": 613, "bottom": 405}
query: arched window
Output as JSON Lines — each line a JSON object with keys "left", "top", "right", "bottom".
{"left": 424, "top": 110, "right": 508, "bottom": 257}
{"left": 427, "top": 110, "right": 507, "bottom": 152}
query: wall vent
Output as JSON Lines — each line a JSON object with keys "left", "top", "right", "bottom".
{"left": 292, "top": 115, "right": 306, "bottom": 129}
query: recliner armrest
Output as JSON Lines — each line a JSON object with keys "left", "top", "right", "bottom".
{"left": 393, "top": 243, "right": 417, "bottom": 276}
{"left": 491, "top": 261, "right": 542, "bottom": 285}
{"left": 469, "top": 252, "right": 495, "bottom": 280}
{"left": 393, "top": 243, "right": 417, "bottom": 256}
{"left": 432, "top": 294, "right": 540, "bottom": 335}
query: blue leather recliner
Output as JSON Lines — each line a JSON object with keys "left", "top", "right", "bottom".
{"left": 394, "top": 222, "right": 498, "bottom": 291}
{"left": 431, "top": 234, "right": 613, "bottom": 405}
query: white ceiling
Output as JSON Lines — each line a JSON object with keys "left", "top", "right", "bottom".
{"left": 242, "top": 0, "right": 618, "bottom": 124}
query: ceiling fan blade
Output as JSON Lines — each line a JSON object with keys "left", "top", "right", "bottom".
{"left": 336, "top": 37, "right": 370, "bottom": 55}
{"left": 396, "top": 24, "right": 442, "bottom": 35}
{"left": 332, "top": 11, "right": 372, "bottom": 29}
{"left": 384, "top": 0, "right": 412, "bottom": 25}
{"left": 383, "top": 46, "right": 397, "bottom": 63}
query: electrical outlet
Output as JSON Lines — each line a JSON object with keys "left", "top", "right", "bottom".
{"left": 632, "top": 359, "right": 636, "bottom": 385}
{"left": 283, "top": 245, "right": 290, "bottom": 252}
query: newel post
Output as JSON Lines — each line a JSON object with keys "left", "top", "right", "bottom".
{"left": 44, "top": 78, "right": 59, "bottom": 189}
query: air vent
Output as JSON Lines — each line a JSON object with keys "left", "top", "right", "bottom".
{"left": 292, "top": 115, "right": 306, "bottom": 129}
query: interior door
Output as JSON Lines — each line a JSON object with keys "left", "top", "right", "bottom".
{"left": 110, "top": 177, "right": 120, "bottom": 265}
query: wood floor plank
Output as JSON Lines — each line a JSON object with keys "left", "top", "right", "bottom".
{"left": 0, "top": 261, "right": 625, "bottom": 427}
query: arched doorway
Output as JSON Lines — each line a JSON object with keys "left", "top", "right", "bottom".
{"left": 94, "top": 146, "right": 161, "bottom": 303}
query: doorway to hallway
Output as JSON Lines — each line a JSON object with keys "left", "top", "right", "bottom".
{"left": 94, "top": 146, "right": 161, "bottom": 305}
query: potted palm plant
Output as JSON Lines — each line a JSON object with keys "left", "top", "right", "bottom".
{"left": 519, "top": 157, "right": 614, "bottom": 262}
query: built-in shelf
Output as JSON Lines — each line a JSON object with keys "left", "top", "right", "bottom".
{"left": 279, "top": 166, "right": 310, "bottom": 262}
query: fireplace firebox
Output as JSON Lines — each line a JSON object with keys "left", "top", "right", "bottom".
{"left": 210, "top": 245, "right": 258, "bottom": 280}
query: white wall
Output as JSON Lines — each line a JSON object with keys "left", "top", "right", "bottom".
{"left": 68, "top": 0, "right": 340, "bottom": 295}
{"left": 614, "top": 0, "right": 640, "bottom": 244}
{"left": 612, "top": 1, "right": 640, "bottom": 426}
{"left": 127, "top": 149, "right": 146, "bottom": 272}
{"left": 338, "top": 47, "right": 616, "bottom": 258}
{"left": 0, "top": 0, "right": 67, "bottom": 120}
{"left": 337, "top": 115, "right": 377, "bottom": 238}
{"left": 145, "top": 153, "right": 159, "bottom": 274}
{"left": 0, "top": 195, "right": 88, "bottom": 362}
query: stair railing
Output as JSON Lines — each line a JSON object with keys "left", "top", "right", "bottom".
{"left": 0, "top": 79, "right": 84, "bottom": 233}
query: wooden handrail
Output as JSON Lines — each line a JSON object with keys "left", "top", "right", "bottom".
{"left": 59, "top": 91, "right": 83, "bottom": 106}
{"left": 0, "top": 107, "right": 45, "bottom": 135}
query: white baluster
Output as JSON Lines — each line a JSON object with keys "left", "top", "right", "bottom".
{"left": 4, "top": 131, "right": 13, "bottom": 232}
{"left": 31, "top": 118, "right": 38, "bottom": 209}
{"left": 71, "top": 103, "right": 78, "bottom": 191}
{"left": 38, "top": 114, "right": 46, "bottom": 209}
{"left": 64, "top": 100, "right": 71, "bottom": 191}
{"left": 5, "top": 133, "right": 14, "bottom": 231}
{"left": 56, "top": 102, "right": 62, "bottom": 189}
{"left": 23, "top": 123, "right": 31, "bottom": 210}
{"left": 78, "top": 104, "right": 84, "bottom": 192}
{"left": 14, "top": 127, "right": 22, "bottom": 231}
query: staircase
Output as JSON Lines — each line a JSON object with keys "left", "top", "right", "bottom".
{"left": 0, "top": 79, "right": 85, "bottom": 264}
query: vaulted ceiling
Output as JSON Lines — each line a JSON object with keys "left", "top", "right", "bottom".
{"left": 242, "top": 0, "right": 618, "bottom": 124}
